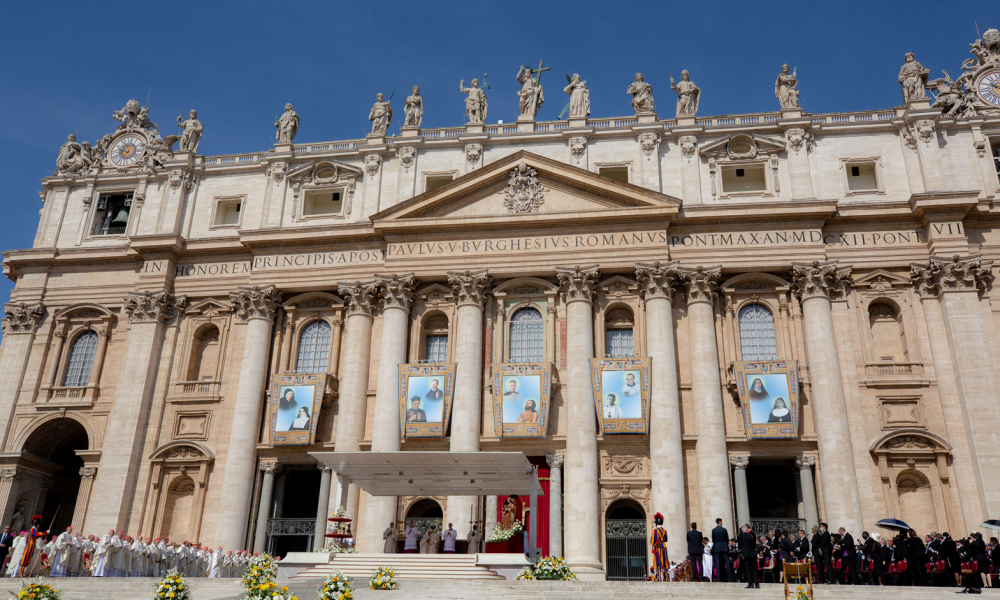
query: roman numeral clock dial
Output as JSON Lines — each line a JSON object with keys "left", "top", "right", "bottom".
{"left": 110, "top": 134, "right": 145, "bottom": 167}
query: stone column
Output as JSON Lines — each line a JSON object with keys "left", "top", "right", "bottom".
{"left": 315, "top": 465, "right": 333, "bottom": 549}
{"left": 71, "top": 466, "right": 97, "bottom": 531}
{"left": 730, "top": 456, "right": 750, "bottom": 528}
{"left": 90, "top": 291, "right": 185, "bottom": 533}
{"left": 795, "top": 456, "right": 820, "bottom": 530}
{"left": 0, "top": 469, "right": 23, "bottom": 528}
{"left": 912, "top": 255, "right": 1000, "bottom": 519}
{"left": 361, "top": 273, "right": 417, "bottom": 553}
{"left": 215, "top": 285, "right": 281, "bottom": 550}
{"left": 546, "top": 454, "right": 564, "bottom": 558}
{"left": 635, "top": 262, "right": 687, "bottom": 559}
{"left": 446, "top": 269, "right": 491, "bottom": 537}
{"left": 252, "top": 463, "right": 281, "bottom": 554}
{"left": 555, "top": 265, "right": 603, "bottom": 578}
{"left": 0, "top": 302, "right": 44, "bottom": 447}
{"left": 790, "top": 261, "right": 863, "bottom": 534}
{"left": 333, "top": 281, "right": 378, "bottom": 524}
{"left": 485, "top": 496, "right": 498, "bottom": 536}
{"left": 677, "top": 266, "right": 734, "bottom": 532}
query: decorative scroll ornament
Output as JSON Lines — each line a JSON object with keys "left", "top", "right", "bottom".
{"left": 899, "top": 125, "right": 918, "bottom": 151}
{"left": 678, "top": 265, "right": 721, "bottom": 305}
{"left": 338, "top": 281, "right": 379, "bottom": 316}
{"left": 465, "top": 143, "right": 482, "bottom": 166}
{"left": 726, "top": 134, "right": 757, "bottom": 160}
{"left": 790, "top": 260, "right": 853, "bottom": 301}
{"left": 635, "top": 261, "right": 679, "bottom": 300}
{"left": 794, "top": 455, "right": 816, "bottom": 469}
{"left": 503, "top": 160, "right": 545, "bottom": 214}
{"left": 375, "top": 273, "right": 418, "bottom": 310}
{"left": 679, "top": 136, "right": 697, "bottom": 159}
{"left": 885, "top": 435, "right": 934, "bottom": 450}
{"left": 229, "top": 285, "right": 281, "bottom": 322}
{"left": 364, "top": 154, "right": 381, "bottom": 179}
{"left": 1, "top": 302, "right": 45, "bottom": 334}
{"left": 556, "top": 265, "right": 600, "bottom": 304}
{"left": 915, "top": 120, "right": 935, "bottom": 145}
{"left": 164, "top": 445, "right": 204, "bottom": 459}
{"left": 123, "top": 290, "right": 187, "bottom": 324}
{"left": 267, "top": 162, "right": 287, "bottom": 182}
{"left": 569, "top": 137, "right": 586, "bottom": 161}
{"left": 397, "top": 146, "right": 415, "bottom": 171}
{"left": 785, "top": 128, "right": 813, "bottom": 153}
{"left": 447, "top": 268, "right": 491, "bottom": 307}
{"left": 638, "top": 133, "right": 659, "bottom": 157}
{"left": 910, "top": 254, "right": 994, "bottom": 298}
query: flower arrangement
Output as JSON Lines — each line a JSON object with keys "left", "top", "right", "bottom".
{"left": 795, "top": 585, "right": 810, "bottom": 600}
{"left": 485, "top": 520, "right": 524, "bottom": 543}
{"left": 317, "top": 540, "right": 358, "bottom": 554}
{"left": 154, "top": 569, "right": 188, "bottom": 600}
{"left": 515, "top": 566, "right": 536, "bottom": 580}
{"left": 318, "top": 570, "right": 353, "bottom": 600}
{"left": 514, "top": 556, "right": 577, "bottom": 581}
{"left": 241, "top": 554, "right": 297, "bottom": 600}
{"left": 11, "top": 580, "right": 60, "bottom": 600}
{"left": 369, "top": 565, "right": 398, "bottom": 590}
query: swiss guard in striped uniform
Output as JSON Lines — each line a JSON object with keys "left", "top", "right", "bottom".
{"left": 18, "top": 516, "right": 47, "bottom": 577}
{"left": 651, "top": 512, "right": 668, "bottom": 581}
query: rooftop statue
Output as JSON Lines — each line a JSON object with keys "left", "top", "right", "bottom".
{"left": 275, "top": 103, "right": 299, "bottom": 144}
{"left": 113, "top": 99, "right": 158, "bottom": 135}
{"left": 404, "top": 86, "right": 423, "bottom": 127}
{"left": 563, "top": 74, "right": 590, "bottom": 119}
{"left": 670, "top": 70, "right": 700, "bottom": 117}
{"left": 627, "top": 73, "right": 655, "bottom": 117}
{"left": 516, "top": 63, "right": 547, "bottom": 117}
{"left": 55, "top": 134, "right": 92, "bottom": 176}
{"left": 898, "top": 52, "right": 930, "bottom": 102}
{"left": 460, "top": 78, "right": 488, "bottom": 124}
{"left": 775, "top": 64, "right": 800, "bottom": 110}
{"left": 369, "top": 93, "right": 392, "bottom": 135}
{"left": 176, "top": 110, "right": 204, "bottom": 153}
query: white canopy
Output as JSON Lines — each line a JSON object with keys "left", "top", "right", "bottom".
{"left": 308, "top": 451, "right": 544, "bottom": 497}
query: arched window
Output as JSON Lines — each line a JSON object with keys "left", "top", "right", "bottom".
{"left": 63, "top": 330, "right": 99, "bottom": 387}
{"left": 605, "top": 307, "right": 635, "bottom": 358}
{"left": 296, "top": 320, "right": 331, "bottom": 373}
{"left": 509, "top": 307, "right": 544, "bottom": 362}
{"left": 187, "top": 326, "right": 220, "bottom": 381}
{"left": 738, "top": 304, "right": 777, "bottom": 361}
{"left": 869, "top": 302, "right": 907, "bottom": 361}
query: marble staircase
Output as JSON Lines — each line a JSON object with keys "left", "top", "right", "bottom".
{"left": 291, "top": 552, "right": 506, "bottom": 580}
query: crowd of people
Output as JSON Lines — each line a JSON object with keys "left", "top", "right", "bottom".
{"left": 0, "top": 516, "right": 254, "bottom": 579}
{"left": 651, "top": 517, "right": 1000, "bottom": 589}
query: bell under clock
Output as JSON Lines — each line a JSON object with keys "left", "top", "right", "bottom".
{"left": 109, "top": 134, "right": 146, "bottom": 168}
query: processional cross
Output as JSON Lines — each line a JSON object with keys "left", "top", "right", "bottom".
{"left": 528, "top": 60, "right": 550, "bottom": 117}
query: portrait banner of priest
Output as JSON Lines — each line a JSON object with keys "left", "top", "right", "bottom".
{"left": 590, "top": 357, "right": 651, "bottom": 434}
{"left": 734, "top": 360, "right": 800, "bottom": 440}
{"left": 268, "top": 373, "right": 326, "bottom": 445}
{"left": 491, "top": 363, "right": 552, "bottom": 437}
{"left": 397, "top": 363, "right": 456, "bottom": 438}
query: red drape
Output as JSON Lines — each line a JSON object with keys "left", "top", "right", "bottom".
{"left": 497, "top": 456, "right": 550, "bottom": 557}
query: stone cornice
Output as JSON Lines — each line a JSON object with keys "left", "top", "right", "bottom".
{"left": 790, "top": 260, "right": 853, "bottom": 301}
{"left": 229, "top": 285, "right": 281, "bottom": 322}
{"left": 375, "top": 273, "right": 418, "bottom": 311}
{"left": 910, "top": 254, "right": 994, "bottom": 299}
{"left": 1, "top": 302, "right": 45, "bottom": 335}
{"left": 556, "top": 265, "right": 600, "bottom": 305}
{"left": 635, "top": 261, "right": 679, "bottom": 301}
{"left": 123, "top": 290, "right": 188, "bottom": 324}
{"left": 447, "top": 268, "right": 491, "bottom": 307}
{"left": 677, "top": 265, "right": 721, "bottom": 305}
{"left": 337, "top": 280, "right": 379, "bottom": 317}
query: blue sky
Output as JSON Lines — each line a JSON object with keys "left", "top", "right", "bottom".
{"left": 1, "top": 1, "right": 998, "bottom": 316}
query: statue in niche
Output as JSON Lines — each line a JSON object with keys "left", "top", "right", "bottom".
{"left": 369, "top": 92, "right": 393, "bottom": 135}
{"left": 516, "top": 65, "right": 545, "bottom": 117}
{"left": 275, "top": 103, "right": 299, "bottom": 144}
{"left": 176, "top": 109, "right": 204, "bottom": 152}
{"left": 460, "top": 78, "right": 488, "bottom": 123}
{"left": 627, "top": 72, "right": 656, "bottom": 116}
{"left": 670, "top": 70, "right": 700, "bottom": 117}
{"left": 563, "top": 74, "right": 590, "bottom": 119}
{"left": 898, "top": 52, "right": 930, "bottom": 102}
{"left": 775, "top": 64, "right": 800, "bottom": 109}
{"left": 403, "top": 86, "right": 423, "bottom": 127}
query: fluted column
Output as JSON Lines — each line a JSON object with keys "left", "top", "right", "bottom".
{"left": 795, "top": 456, "right": 819, "bottom": 530}
{"left": 730, "top": 456, "right": 750, "bottom": 528}
{"left": 790, "top": 261, "right": 862, "bottom": 534}
{"left": 0, "top": 469, "right": 23, "bottom": 529}
{"left": 333, "top": 281, "right": 378, "bottom": 524}
{"left": 361, "top": 273, "right": 417, "bottom": 553}
{"left": 252, "top": 463, "right": 282, "bottom": 553}
{"left": 446, "top": 269, "right": 491, "bottom": 538}
{"left": 91, "top": 291, "right": 186, "bottom": 533}
{"left": 315, "top": 465, "right": 333, "bottom": 549}
{"left": 215, "top": 285, "right": 281, "bottom": 550}
{"left": 678, "top": 266, "right": 734, "bottom": 533}
{"left": 546, "top": 454, "right": 564, "bottom": 558}
{"left": 556, "top": 265, "right": 603, "bottom": 577}
{"left": 635, "top": 262, "right": 687, "bottom": 559}
{"left": 912, "top": 255, "right": 1000, "bottom": 520}
{"left": 0, "top": 302, "right": 44, "bottom": 473}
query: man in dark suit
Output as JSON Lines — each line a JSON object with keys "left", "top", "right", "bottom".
{"left": 942, "top": 532, "right": 960, "bottom": 586}
{"left": 796, "top": 529, "right": 810, "bottom": 561}
{"left": 820, "top": 523, "right": 834, "bottom": 583}
{"left": 712, "top": 518, "right": 730, "bottom": 582}
{"left": 0, "top": 526, "right": 12, "bottom": 575}
{"left": 738, "top": 524, "right": 758, "bottom": 589}
{"left": 839, "top": 528, "right": 858, "bottom": 584}
{"left": 811, "top": 526, "right": 825, "bottom": 582}
{"left": 687, "top": 522, "right": 703, "bottom": 581}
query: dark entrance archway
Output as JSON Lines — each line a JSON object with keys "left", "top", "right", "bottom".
{"left": 404, "top": 498, "right": 443, "bottom": 547}
{"left": 21, "top": 418, "right": 89, "bottom": 533}
{"left": 746, "top": 461, "right": 805, "bottom": 535}
{"left": 605, "top": 499, "right": 647, "bottom": 581}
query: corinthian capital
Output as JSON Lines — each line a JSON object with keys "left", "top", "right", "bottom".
{"left": 546, "top": 454, "right": 564, "bottom": 468}
{"left": 790, "top": 260, "right": 852, "bottom": 301}
{"left": 635, "top": 261, "right": 680, "bottom": 301}
{"left": 677, "top": 265, "right": 721, "bottom": 305}
{"left": 447, "top": 268, "right": 491, "bottom": 307}
{"left": 910, "top": 254, "right": 994, "bottom": 299}
{"left": 229, "top": 285, "right": 281, "bottom": 322}
{"left": 729, "top": 455, "right": 750, "bottom": 469}
{"left": 794, "top": 456, "right": 815, "bottom": 469}
{"left": 338, "top": 280, "right": 379, "bottom": 316}
{"left": 556, "top": 265, "right": 600, "bottom": 304}
{"left": 376, "top": 273, "right": 418, "bottom": 310}
{"left": 1, "top": 302, "right": 45, "bottom": 334}
{"left": 124, "top": 290, "right": 188, "bottom": 324}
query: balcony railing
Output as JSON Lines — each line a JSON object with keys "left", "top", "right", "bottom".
{"left": 864, "top": 362, "right": 924, "bottom": 376}
{"left": 170, "top": 380, "right": 222, "bottom": 402}
{"left": 44, "top": 385, "right": 96, "bottom": 403}
{"left": 750, "top": 517, "right": 806, "bottom": 535}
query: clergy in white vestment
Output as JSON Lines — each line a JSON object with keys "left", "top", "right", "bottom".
{"left": 223, "top": 551, "right": 234, "bottom": 577}
{"left": 418, "top": 530, "right": 431, "bottom": 554}
{"left": 467, "top": 525, "right": 480, "bottom": 554}
{"left": 443, "top": 523, "right": 458, "bottom": 553}
{"left": 209, "top": 547, "right": 223, "bottom": 577}
{"left": 403, "top": 522, "right": 419, "bottom": 553}
{"left": 382, "top": 522, "right": 398, "bottom": 554}
{"left": 67, "top": 535, "right": 83, "bottom": 576}
{"left": 427, "top": 528, "right": 441, "bottom": 554}
{"left": 92, "top": 531, "right": 114, "bottom": 577}
{"left": 50, "top": 527, "right": 73, "bottom": 577}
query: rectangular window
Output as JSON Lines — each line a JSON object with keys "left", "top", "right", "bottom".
{"left": 721, "top": 165, "right": 766, "bottom": 193}
{"left": 606, "top": 329, "right": 634, "bottom": 358}
{"left": 599, "top": 166, "right": 629, "bottom": 184}
{"left": 847, "top": 162, "right": 878, "bottom": 191}
{"left": 992, "top": 139, "right": 1000, "bottom": 179}
{"left": 425, "top": 335, "right": 448, "bottom": 362}
{"left": 304, "top": 190, "right": 343, "bottom": 216}
{"left": 425, "top": 174, "right": 453, "bottom": 192}
{"left": 214, "top": 198, "right": 243, "bottom": 227}
{"left": 91, "top": 193, "right": 133, "bottom": 236}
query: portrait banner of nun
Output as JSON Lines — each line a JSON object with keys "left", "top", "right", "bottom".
{"left": 490, "top": 362, "right": 552, "bottom": 438}
{"left": 397, "top": 363, "right": 456, "bottom": 438}
{"left": 589, "top": 357, "right": 651, "bottom": 434}
{"left": 268, "top": 373, "right": 326, "bottom": 445}
{"left": 734, "top": 360, "right": 801, "bottom": 440}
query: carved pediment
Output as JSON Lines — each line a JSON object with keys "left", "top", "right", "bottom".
{"left": 184, "top": 298, "right": 233, "bottom": 317}
{"left": 699, "top": 133, "right": 786, "bottom": 158}
{"left": 283, "top": 292, "right": 343, "bottom": 311}
{"left": 853, "top": 269, "right": 912, "bottom": 294}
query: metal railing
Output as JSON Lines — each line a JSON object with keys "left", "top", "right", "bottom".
{"left": 749, "top": 517, "right": 806, "bottom": 535}
{"left": 605, "top": 519, "right": 647, "bottom": 581}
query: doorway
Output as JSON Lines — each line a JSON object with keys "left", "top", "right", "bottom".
{"left": 745, "top": 462, "right": 804, "bottom": 535}
{"left": 266, "top": 468, "right": 321, "bottom": 558}
{"left": 21, "top": 418, "right": 88, "bottom": 533}
{"left": 404, "top": 498, "right": 443, "bottom": 546}
{"left": 605, "top": 500, "right": 647, "bottom": 581}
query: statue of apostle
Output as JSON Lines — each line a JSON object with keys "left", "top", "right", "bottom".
{"left": 403, "top": 86, "right": 423, "bottom": 127}
{"left": 369, "top": 93, "right": 393, "bottom": 136}
{"left": 775, "top": 64, "right": 800, "bottom": 109}
{"left": 460, "top": 78, "right": 488, "bottom": 123}
{"left": 275, "top": 103, "right": 299, "bottom": 144}
{"left": 516, "top": 65, "right": 544, "bottom": 117}
{"left": 563, "top": 74, "right": 590, "bottom": 119}
{"left": 670, "top": 70, "right": 700, "bottom": 117}
{"left": 898, "top": 52, "right": 930, "bottom": 102}
{"left": 55, "top": 134, "right": 87, "bottom": 175}
{"left": 627, "top": 73, "right": 655, "bottom": 116}
{"left": 176, "top": 109, "right": 204, "bottom": 152}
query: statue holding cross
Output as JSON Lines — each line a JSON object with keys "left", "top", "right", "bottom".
{"left": 516, "top": 61, "right": 549, "bottom": 118}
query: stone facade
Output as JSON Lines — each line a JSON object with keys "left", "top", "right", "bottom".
{"left": 4, "top": 31, "right": 1000, "bottom": 578}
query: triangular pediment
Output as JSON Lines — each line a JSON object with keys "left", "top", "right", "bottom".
{"left": 372, "top": 151, "right": 680, "bottom": 230}
{"left": 852, "top": 269, "right": 912, "bottom": 290}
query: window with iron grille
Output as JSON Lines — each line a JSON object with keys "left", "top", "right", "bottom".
{"left": 738, "top": 303, "right": 777, "bottom": 361}
{"left": 606, "top": 329, "right": 634, "bottom": 358}
{"left": 296, "top": 320, "right": 331, "bottom": 373}
{"left": 425, "top": 335, "right": 448, "bottom": 362}
{"left": 509, "top": 307, "right": 544, "bottom": 362}
{"left": 62, "top": 330, "right": 99, "bottom": 386}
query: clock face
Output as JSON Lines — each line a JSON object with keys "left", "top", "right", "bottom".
{"left": 976, "top": 69, "right": 1000, "bottom": 107}
{"left": 110, "top": 135, "right": 145, "bottom": 167}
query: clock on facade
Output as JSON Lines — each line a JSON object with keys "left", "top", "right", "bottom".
{"left": 110, "top": 134, "right": 146, "bottom": 167}
{"left": 976, "top": 69, "right": 1000, "bottom": 108}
